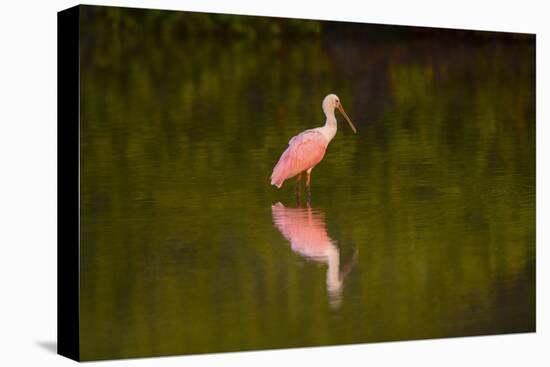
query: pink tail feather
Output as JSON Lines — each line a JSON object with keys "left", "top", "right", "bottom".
{"left": 270, "top": 150, "right": 292, "bottom": 188}
{"left": 270, "top": 167, "right": 285, "bottom": 188}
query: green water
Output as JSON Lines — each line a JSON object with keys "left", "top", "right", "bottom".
{"left": 79, "top": 9, "right": 535, "bottom": 361}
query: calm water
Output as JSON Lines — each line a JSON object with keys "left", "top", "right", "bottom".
{"left": 79, "top": 15, "right": 535, "bottom": 360}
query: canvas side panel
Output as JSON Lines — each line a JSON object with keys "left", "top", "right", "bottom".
{"left": 57, "top": 5, "right": 80, "bottom": 362}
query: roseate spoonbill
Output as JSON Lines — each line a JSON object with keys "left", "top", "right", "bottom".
{"left": 271, "top": 202, "right": 358, "bottom": 308}
{"left": 270, "top": 94, "right": 357, "bottom": 194}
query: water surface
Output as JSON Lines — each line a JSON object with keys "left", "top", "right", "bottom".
{"left": 79, "top": 11, "right": 535, "bottom": 361}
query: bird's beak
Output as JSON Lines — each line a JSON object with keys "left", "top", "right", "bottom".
{"left": 337, "top": 104, "right": 357, "bottom": 133}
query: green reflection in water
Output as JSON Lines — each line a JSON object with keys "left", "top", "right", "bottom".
{"left": 79, "top": 6, "right": 535, "bottom": 361}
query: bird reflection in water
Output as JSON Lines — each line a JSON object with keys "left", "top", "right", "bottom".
{"left": 271, "top": 202, "right": 358, "bottom": 309}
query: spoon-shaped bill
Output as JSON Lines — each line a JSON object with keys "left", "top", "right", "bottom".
{"left": 337, "top": 105, "right": 357, "bottom": 133}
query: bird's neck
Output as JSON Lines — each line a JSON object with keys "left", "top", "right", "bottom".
{"left": 326, "top": 244, "right": 342, "bottom": 299}
{"left": 320, "top": 110, "right": 337, "bottom": 144}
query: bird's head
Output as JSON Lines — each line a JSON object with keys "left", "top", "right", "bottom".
{"left": 322, "top": 94, "right": 357, "bottom": 133}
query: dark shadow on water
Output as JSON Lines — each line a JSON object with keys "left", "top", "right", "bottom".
{"left": 36, "top": 340, "right": 57, "bottom": 354}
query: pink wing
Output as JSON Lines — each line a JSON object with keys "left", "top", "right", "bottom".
{"left": 270, "top": 130, "right": 327, "bottom": 188}
{"left": 271, "top": 203, "right": 332, "bottom": 258}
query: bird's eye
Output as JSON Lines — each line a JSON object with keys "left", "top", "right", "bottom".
{"left": 336, "top": 100, "right": 339, "bottom": 103}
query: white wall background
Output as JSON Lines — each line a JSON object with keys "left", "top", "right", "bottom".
{"left": 0, "top": 0, "right": 547, "bottom": 365}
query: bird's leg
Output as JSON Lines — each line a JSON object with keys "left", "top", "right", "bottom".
{"left": 306, "top": 169, "right": 312, "bottom": 198}
{"left": 295, "top": 173, "right": 303, "bottom": 198}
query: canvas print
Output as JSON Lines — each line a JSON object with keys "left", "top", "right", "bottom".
{"left": 59, "top": 4, "right": 535, "bottom": 361}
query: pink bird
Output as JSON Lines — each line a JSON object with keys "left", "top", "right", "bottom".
{"left": 270, "top": 94, "right": 357, "bottom": 194}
